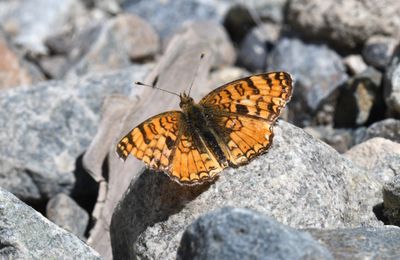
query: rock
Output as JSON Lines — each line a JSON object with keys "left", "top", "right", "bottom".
{"left": 0, "top": 0, "right": 85, "bottom": 54}
{"left": 238, "top": 23, "right": 280, "bottom": 72}
{"left": 177, "top": 207, "right": 333, "bottom": 260}
{"left": 384, "top": 45, "right": 400, "bottom": 115}
{"left": 345, "top": 137, "right": 400, "bottom": 184}
{"left": 110, "top": 121, "right": 381, "bottom": 259}
{"left": 287, "top": 0, "right": 400, "bottom": 51}
{"left": 383, "top": 175, "right": 400, "bottom": 226}
{"left": 0, "top": 188, "right": 100, "bottom": 259}
{"left": 82, "top": 0, "right": 121, "bottom": 14}
{"left": 67, "top": 14, "right": 159, "bottom": 78}
{"left": 223, "top": 4, "right": 257, "bottom": 44}
{"left": 343, "top": 55, "right": 368, "bottom": 76}
{"left": 46, "top": 193, "right": 89, "bottom": 239}
{"left": 357, "top": 119, "right": 400, "bottom": 143}
{"left": 209, "top": 67, "right": 250, "bottom": 91}
{"left": 334, "top": 67, "right": 384, "bottom": 127}
{"left": 0, "top": 64, "right": 151, "bottom": 201}
{"left": 267, "top": 38, "right": 348, "bottom": 126}
{"left": 124, "top": 0, "right": 228, "bottom": 38}
{"left": 363, "top": 35, "right": 398, "bottom": 70}
{"left": 38, "top": 55, "right": 69, "bottom": 79}
{"left": 308, "top": 226, "right": 400, "bottom": 259}
{"left": 246, "top": 0, "right": 288, "bottom": 24}
{"left": 303, "top": 126, "right": 354, "bottom": 153}
{"left": 0, "top": 28, "right": 43, "bottom": 89}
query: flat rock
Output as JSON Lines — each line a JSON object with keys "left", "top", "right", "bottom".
{"left": 177, "top": 207, "right": 333, "bottom": 260}
{"left": 46, "top": 193, "right": 89, "bottom": 239}
{"left": 0, "top": 187, "right": 100, "bottom": 259}
{"left": 287, "top": 0, "right": 400, "bottom": 51}
{"left": 0, "top": 0, "right": 85, "bottom": 54}
{"left": 267, "top": 38, "right": 348, "bottom": 126}
{"left": 0, "top": 65, "right": 151, "bottom": 201}
{"left": 308, "top": 226, "right": 400, "bottom": 259}
{"left": 345, "top": 137, "right": 400, "bottom": 184}
{"left": 110, "top": 120, "right": 381, "bottom": 260}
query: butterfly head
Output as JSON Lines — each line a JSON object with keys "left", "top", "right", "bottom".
{"left": 179, "top": 92, "right": 194, "bottom": 111}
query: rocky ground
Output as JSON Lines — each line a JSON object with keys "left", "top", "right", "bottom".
{"left": 0, "top": 0, "right": 399, "bottom": 259}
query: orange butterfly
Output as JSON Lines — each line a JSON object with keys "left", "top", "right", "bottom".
{"left": 117, "top": 72, "right": 293, "bottom": 184}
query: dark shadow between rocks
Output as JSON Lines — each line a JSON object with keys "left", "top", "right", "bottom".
{"left": 373, "top": 202, "right": 389, "bottom": 225}
{"left": 110, "top": 168, "right": 213, "bottom": 260}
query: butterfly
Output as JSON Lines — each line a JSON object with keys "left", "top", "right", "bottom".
{"left": 116, "top": 72, "right": 293, "bottom": 185}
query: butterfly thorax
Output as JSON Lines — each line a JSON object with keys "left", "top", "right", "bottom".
{"left": 179, "top": 92, "right": 195, "bottom": 112}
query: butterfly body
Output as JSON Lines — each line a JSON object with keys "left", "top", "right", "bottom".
{"left": 117, "top": 72, "right": 293, "bottom": 185}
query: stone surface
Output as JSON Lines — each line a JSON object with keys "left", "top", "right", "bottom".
{"left": 334, "top": 67, "right": 384, "bottom": 127}
{"left": 384, "top": 45, "right": 400, "bottom": 115}
{"left": 238, "top": 23, "right": 280, "bottom": 72}
{"left": 363, "top": 35, "right": 398, "bottom": 70}
{"left": 267, "top": 38, "right": 348, "bottom": 126}
{"left": 46, "top": 193, "right": 89, "bottom": 239}
{"left": 0, "top": 0, "right": 85, "bottom": 54}
{"left": 0, "top": 188, "right": 100, "bottom": 259}
{"left": 110, "top": 121, "right": 381, "bottom": 259}
{"left": 304, "top": 126, "right": 354, "bottom": 153}
{"left": 383, "top": 175, "right": 400, "bottom": 226}
{"left": 287, "top": 0, "right": 400, "bottom": 50}
{"left": 0, "top": 65, "right": 151, "bottom": 201}
{"left": 177, "top": 207, "right": 333, "bottom": 260}
{"left": 343, "top": 55, "right": 368, "bottom": 76}
{"left": 67, "top": 14, "right": 159, "bottom": 78}
{"left": 308, "top": 226, "right": 400, "bottom": 259}
{"left": 0, "top": 28, "right": 43, "bottom": 89}
{"left": 345, "top": 137, "right": 400, "bottom": 184}
{"left": 356, "top": 119, "right": 400, "bottom": 143}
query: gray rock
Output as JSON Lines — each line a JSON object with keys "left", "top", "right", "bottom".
{"left": 0, "top": 64, "right": 151, "bottom": 201}
{"left": 177, "top": 207, "right": 333, "bottom": 260}
{"left": 0, "top": 28, "right": 44, "bottom": 89}
{"left": 343, "top": 55, "right": 368, "bottom": 76}
{"left": 238, "top": 23, "right": 280, "bottom": 72}
{"left": 363, "top": 35, "right": 398, "bottom": 70}
{"left": 124, "top": 0, "right": 228, "bottom": 38}
{"left": 384, "top": 45, "right": 400, "bottom": 115}
{"left": 357, "top": 119, "right": 400, "bottom": 143}
{"left": 287, "top": 0, "right": 400, "bottom": 50}
{"left": 267, "top": 38, "right": 348, "bottom": 126}
{"left": 110, "top": 121, "right": 381, "bottom": 260}
{"left": 303, "top": 126, "right": 354, "bottom": 153}
{"left": 67, "top": 14, "right": 159, "bottom": 78}
{"left": 46, "top": 193, "right": 89, "bottom": 239}
{"left": 308, "top": 226, "right": 400, "bottom": 259}
{"left": 0, "top": 0, "right": 85, "bottom": 54}
{"left": 383, "top": 175, "right": 400, "bottom": 226}
{"left": 345, "top": 137, "right": 400, "bottom": 184}
{"left": 334, "top": 67, "right": 384, "bottom": 127}
{"left": 0, "top": 187, "right": 100, "bottom": 259}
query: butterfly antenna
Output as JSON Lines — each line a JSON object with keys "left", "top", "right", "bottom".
{"left": 135, "top": 81, "right": 180, "bottom": 97}
{"left": 187, "top": 53, "right": 205, "bottom": 96}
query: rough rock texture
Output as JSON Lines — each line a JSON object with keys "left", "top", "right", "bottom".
{"left": 110, "top": 121, "right": 381, "bottom": 260}
{"left": 355, "top": 119, "right": 400, "bottom": 143}
{"left": 308, "top": 226, "right": 400, "bottom": 259}
{"left": 267, "top": 38, "right": 348, "bottom": 126}
{"left": 287, "top": 0, "right": 400, "bottom": 50}
{"left": 0, "top": 65, "right": 151, "bottom": 201}
{"left": 383, "top": 175, "right": 400, "bottom": 226}
{"left": 177, "top": 207, "right": 333, "bottom": 260}
{"left": 362, "top": 35, "right": 398, "bottom": 70}
{"left": 345, "top": 137, "right": 400, "bottom": 184}
{"left": 384, "top": 45, "right": 400, "bottom": 115}
{"left": 0, "top": 0, "right": 84, "bottom": 54}
{"left": 0, "top": 188, "right": 100, "bottom": 259}
{"left": 46, "top": 193, "right": 89, "bottom": 239}
{"left": 0, "top": 29, "right": 43, "bottom": 89}
{"left": 334, "top": 67, "right": 384, "bottom": 127}
{"left": 67, "top": 14, "right": 159, "bottom": 78}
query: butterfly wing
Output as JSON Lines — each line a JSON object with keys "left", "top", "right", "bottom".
{"left": 117, "top": 111, "right": 226, "bottom": 184}
{"left": 200, "top": 72, "right": 293, "bottom": 165}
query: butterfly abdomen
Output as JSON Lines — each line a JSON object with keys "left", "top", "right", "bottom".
{"left": 185, "top": 104, "right": 227, "bottom": 167}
